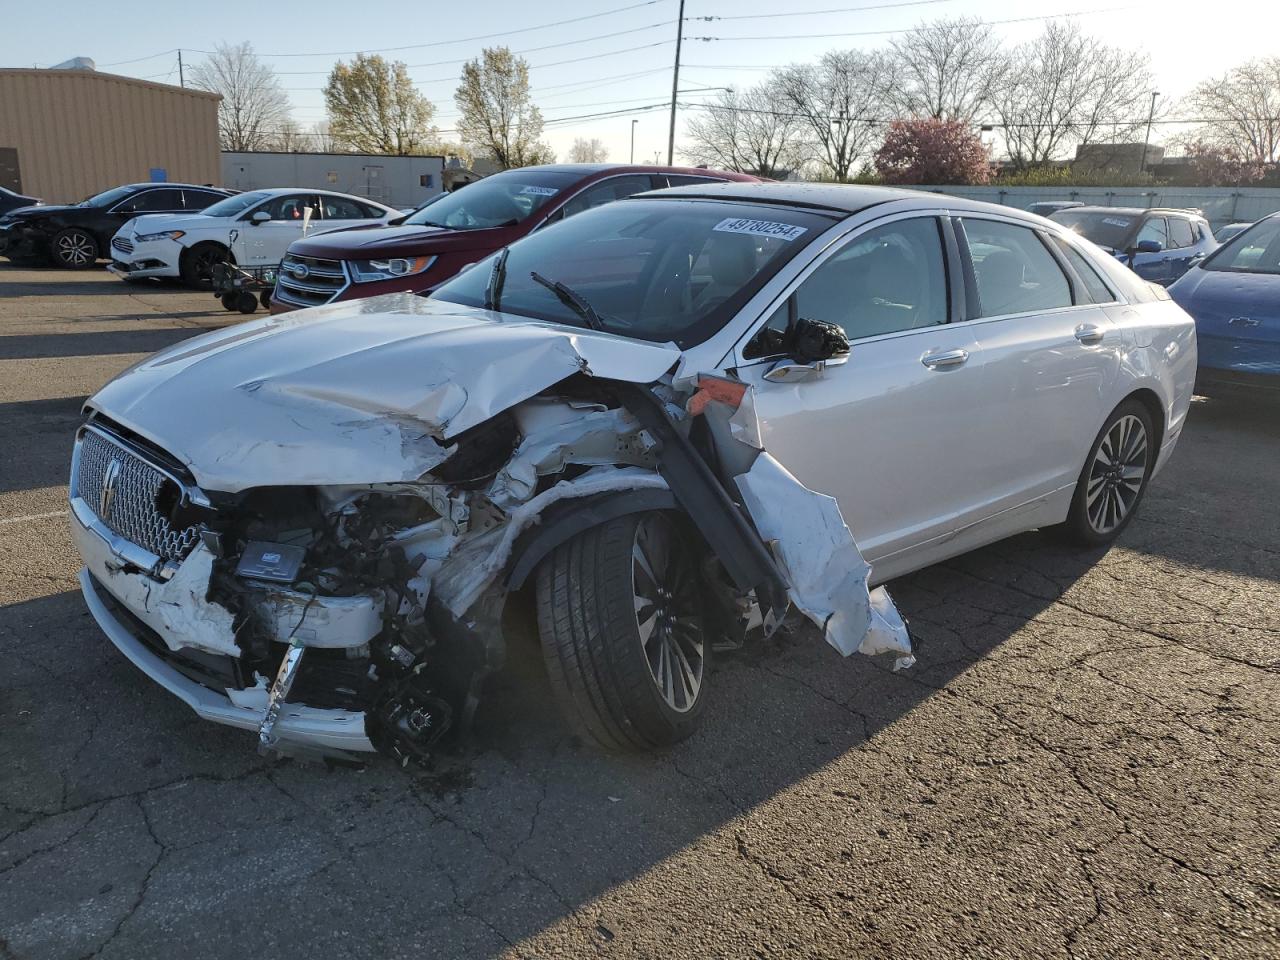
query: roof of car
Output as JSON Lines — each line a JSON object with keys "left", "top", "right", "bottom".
{"left": 639, "top": 180, "right": 1057, "bottom": 220}
{"left": 1057, "top": 205, "right": 1200, "bottom": 218}
{"left": 123, "top": 183, "right": 232, "bottom": 191}
{"left": 508, "top": 163, "right": 756, "bottom": 179}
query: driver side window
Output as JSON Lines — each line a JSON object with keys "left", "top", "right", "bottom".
{"left": 743, "top": 217, "right": 948, "bottom": 359}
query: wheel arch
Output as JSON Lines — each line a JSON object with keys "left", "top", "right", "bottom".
{"left": 1121, "top": 386, "right": 1167, "bottom": 456}
{"left": 182, "top": 239, "right": 235, "bottom": 264}
{"left": 506, "top": 488, "right": 678, "bottom": 592}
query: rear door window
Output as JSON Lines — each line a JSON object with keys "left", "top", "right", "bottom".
{"left": 117, "top": 188, "right": 184, "bottom": 213}
{"left": 1167, "top": 218, "right": 1195, "bottom": 249}
{"left": 1053, "top": 237, "right": 1117, "bottom": 304}
{"left": 181, "top": 189, "right": 226, "bottom": 210}
{"left": 665, "top": 174, "right": 724, "bottom": 187}
{"left": 317, "top": 196, "right": 369, "bottom": 220}
{"left": 961, "top": 218, "right": 1073, "bottom": 317}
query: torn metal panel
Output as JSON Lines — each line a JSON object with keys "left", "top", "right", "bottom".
{"left": 432, "top": 466, "right": 672, "bottom": 617}
{"left": 248, "top": 587, "right": 385, "bottom": 649}
{"left": 734, "top": 452, "right": 914, "bottom": 666}
{"left": 87, "top": 295, "right": 679, "bottom": 492}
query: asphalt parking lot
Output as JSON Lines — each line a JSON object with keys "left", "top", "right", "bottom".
{"left": 0, "top": 264, "right": 1276, "bottom": 960}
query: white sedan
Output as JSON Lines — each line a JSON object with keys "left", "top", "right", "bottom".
{"left": 107, "top": 188, "right": 399, "bottom": 287}
{"left": 70, "top": 182, "right": 1195, "bottom": 762}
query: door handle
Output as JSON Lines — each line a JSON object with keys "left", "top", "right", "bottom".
{"left": 1074, "top": 324, "right": 1105, "bottom": 344}
{"left": 921, "top": 348, "right": 968, "bottom": 369}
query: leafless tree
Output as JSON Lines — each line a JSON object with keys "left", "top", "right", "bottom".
{"left": 1183, "top": 58, "right": 1280, "bottom": 164}
{"left": 888, "top": 17, "right": 1007, "bottom": 123}
{"left": 310, "top": 121, "right": 341, "bottom": 152}
{"left": 568, "top": 137, "right": 609, "bottom": 163}
{"left": 993, "top": 21, "right": 1156, "bottom": 169}
{"left": 773, "top": 50, "right": 894, "bottom": 181}
{"left": 269, "top": 119, "right": 305, "bottom": 152}
{"left": 190, "top": 42, "right": 292, "bottom": 151}
{"left": 683, "top": 82, "right": 805, "bottom": 178}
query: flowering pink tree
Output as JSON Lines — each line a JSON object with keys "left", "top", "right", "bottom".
{"left": 1183, "top": 141, "right": 1266, "bottom": 186}
{"left": 874, "top": 118, "right": 992, "bottom": 185}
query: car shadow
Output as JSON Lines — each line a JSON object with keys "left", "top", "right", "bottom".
{"left": 0, "top": 327, "right": 212, "bottom": 360}
{"left": 0, "top": 397, "right": 84, "bottom": 493}
{"left": 0, "top": 529, "right": 1101, "bottom": 957}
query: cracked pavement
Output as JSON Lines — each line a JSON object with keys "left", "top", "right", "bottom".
{"left": 1, "top": 264, "right": 1277, "bottom": 959}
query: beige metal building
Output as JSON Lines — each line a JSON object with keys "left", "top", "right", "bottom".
{"left": 0, "top": 69, "right": 221, "bottom": 204}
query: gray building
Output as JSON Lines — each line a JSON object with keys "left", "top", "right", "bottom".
{"left": 221, "top": 152, "right": 446, "bottom": 209}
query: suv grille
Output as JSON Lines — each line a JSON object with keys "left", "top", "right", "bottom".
{"left": 275, "top": 253, "right": 348, "bottom": 308}
{"left": 74, "top": 428, "right": 200, "bottom": 565}
{"left": 112, "top": 236, "right": 134, "bottom": 255}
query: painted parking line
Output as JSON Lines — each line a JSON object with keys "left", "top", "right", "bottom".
{"left": 0, "top": 509, "right": 69, "bottom": 526}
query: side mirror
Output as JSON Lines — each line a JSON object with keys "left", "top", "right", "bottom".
{"left": 764, "top": 317, "right": 850, "bottom": 383}
{"left": 250, "top": 210, "right": 271, "bottom": 225}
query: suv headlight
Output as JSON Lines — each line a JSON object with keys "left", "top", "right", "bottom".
{"left": 349, "top": 255, "right": 436, "bottom": 283}
{"left": 136, "top": 229, "right": 186, "bottom": 242}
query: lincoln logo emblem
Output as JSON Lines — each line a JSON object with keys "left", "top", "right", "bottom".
{"left": 100, "top": 458, "right": 123, "bottom": 518}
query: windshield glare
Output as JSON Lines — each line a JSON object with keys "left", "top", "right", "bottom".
{"left": 201, "top": 192, "right": 270, "bottom": 217}
{"left": 431, "top": 198, "right": 833, "bottom": 347}
{"left": 404, "top": 170, "right": 582, "bottom": 230}
{"left": 81, "top": 185, "right": 137, "bottom": 208}
{"left": 1204, "top": 217, "right": 1280, "bottom": 275}
{"left": 1050, "top": 210, "right": 1137, "bottom": 251}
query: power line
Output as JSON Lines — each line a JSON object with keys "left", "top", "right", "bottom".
{"left": 690, "top": 4, "right": 1137, "bottom": 42}
{"left": 270, "top": 23, "right": 670, "bottom": 75}
{"left": 692, "top": 0, "right": 953, "bottom": 21}
{"left": 257, "top": 0, "right": 663, "bottom": 56}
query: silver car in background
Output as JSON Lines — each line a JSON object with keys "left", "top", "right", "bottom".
{"left": 68, "top": 183, "right": 1196, "bottom": 764}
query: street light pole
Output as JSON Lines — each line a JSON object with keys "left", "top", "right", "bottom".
{"left": 631, "top": 119, "right": 638, "bottom": 164}
{"left": 666, "top": 0, "right": 686, "bottom": 166}
{"left": 1140, "top": 91, "right": 1159, "bottom": 173}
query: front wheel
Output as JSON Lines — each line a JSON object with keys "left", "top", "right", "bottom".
{"left": 1057, "top": 399, "right": 1156, "bottom": 546}
{"left": 50, "top": 228, "right": 99, "bottom": 269}
{"left": 179, "top": 242, "right": 229, "bottom": 288}
{"left": 535, "top": 512, "right": 709, "bottom": 752}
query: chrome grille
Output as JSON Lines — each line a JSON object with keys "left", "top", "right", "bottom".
{"left": 275, "top": 253, "right": 348, "bottom": 308}
{"left": 112, "top": 236, "right": 134, "bottom": 255}
{"left": 74, "top": 429, "right": 200, "bottom": 564}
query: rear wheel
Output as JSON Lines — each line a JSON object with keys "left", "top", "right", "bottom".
{"left": 535, "top": 512, "right": 709, "bottom": 751}
{"left": 50, "top": 228, "right": 99, "bottom": 269}
{"left": 1057, "top": 399, "right": 1156, "bottom": 546}
{"left": 180, "top": 242, "right": 229, "bottom": 288}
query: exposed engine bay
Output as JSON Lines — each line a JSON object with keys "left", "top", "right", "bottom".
{"left": 74, "top": 366, "right": 913, "bottom": 766}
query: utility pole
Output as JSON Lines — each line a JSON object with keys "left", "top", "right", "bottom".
{"left": 666, "top": 0, "right": 685, "bottom": 166}
{"left": 630, "top": 118, "right": 639, "bottom": 164}
{"left": 178, "top": 49, "right": 185, "bottom": 88}
{"left": 1139, "top": 91, "right": 1159, "bottom": 173}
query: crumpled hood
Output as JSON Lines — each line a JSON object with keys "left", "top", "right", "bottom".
{"left": 3, "top": 203, "right": 75, "bottom": 221}
{"left": 87, "top": 294, "right": 681, "bottom": 493}
{"left": 286, "top": 222, "right": 507, "bottom": 259}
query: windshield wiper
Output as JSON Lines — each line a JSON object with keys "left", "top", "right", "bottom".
{"left": 529, "top": 271, "right": 605, "bottom": 331}
{"left": 484, "top": 247, "right": 510, "bottom": 310}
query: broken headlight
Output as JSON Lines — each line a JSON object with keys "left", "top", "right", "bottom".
{"left": 349, "top": 255, "right": 436, "bottom": 283}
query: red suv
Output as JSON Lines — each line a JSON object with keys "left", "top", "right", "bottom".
{"left": 270, "top": 163, "right": 758, "bottom": 312}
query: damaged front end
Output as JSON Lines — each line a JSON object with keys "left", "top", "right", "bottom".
{"left": 71, "top": 369, "right": 913, "bottom": 765}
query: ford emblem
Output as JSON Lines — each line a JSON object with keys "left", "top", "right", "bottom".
{"left": 290, "top": 263, "right": 310, "bottom": 280}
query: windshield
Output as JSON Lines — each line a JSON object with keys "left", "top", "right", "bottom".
{"left": 200, "top": 191, "right": 269, "bottom": 217}
{"left": 80, "top": 185, "right": 137, "bottom": 208}
{"left": 1050, "top": 210, "right": 1138, "bottom": 251}
{"left": 1203, "top": 217, "right": 1280, "bottom": 275}
{"left": 431, "top": 198, "right": 835, "bottom": 347}
{"left": 403, "top": 170, "right": 583, "bottom": 230}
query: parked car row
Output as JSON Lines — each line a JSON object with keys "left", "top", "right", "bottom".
{"left": 68, "top": 176, "right": 1201, "bottom": 762}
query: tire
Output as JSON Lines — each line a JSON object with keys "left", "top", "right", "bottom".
{"left": 535, "top": 511, "right": 709, "bottom": 752}
{"left": 1056, "top": 399, "right": 1156, "bottom": 546}
{"left": 236, "top": 291, "right": 258, "bottom": 314}
{"left": 259, "top": 289, "right": 273, "bottom": 310}
{"left": 50, "top": 228, "right": 99, "bottom": 269}
{"left": 179, "top": 242, "right": 229, "bottom": 289}
{"left": 220, "top": 292, "right": 239, "bottom": 311}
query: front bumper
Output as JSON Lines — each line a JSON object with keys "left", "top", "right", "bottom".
{"left": 107, "top": 237, "right": 181, "bottom": 279}
{"left": 0, "top": 222, "right": 41, "bottom": 258}
{"left": 71, "top": 501, "right": 376, "bottom": 754}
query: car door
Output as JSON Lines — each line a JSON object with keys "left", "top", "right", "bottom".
{"left": 315, "top": 195, "right": 383, "bottom": 233}
{"left": 955, "top": 216, "right": 1121, "bottom": 511}
{"left": 733, "top": 213, "right": 989, "bottom": 571}
{"left": 1129, "top": 216, "right": 1169, "bottom": 283}
{"left": 240, "top": 193, "right": 318, "bottom": 264}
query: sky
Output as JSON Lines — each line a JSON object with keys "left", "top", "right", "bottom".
{"left": 4, "top": 0, "right": 1278, "bottom": 164}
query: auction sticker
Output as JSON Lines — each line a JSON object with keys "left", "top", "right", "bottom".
{"left": 1102, "top": 217, "right": 1133, "bottom": 227}
{"left": 520, "top": 185, "right": 559, "bottom": 196}
{"left": 713, "top": 217, "right": 808, "bottom": 241}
